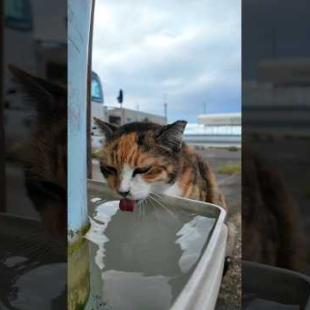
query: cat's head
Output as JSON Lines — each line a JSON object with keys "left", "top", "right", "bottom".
{"left": 95, "top": 118, "right": 187, "bottom": 201}
{"left": 9, "top": 65, "right": 67, "bottom": 237}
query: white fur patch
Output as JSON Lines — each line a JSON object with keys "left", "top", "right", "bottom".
{"left": 162, "top": 182, "right": 182, "bottom": 197}
{"left": 119, "top": 164, "right": 133, "bottom": 193}
{"left": 118, "top": 164, "right": 182, "bottom": 200}
{"left": 119, "top": 164, "right": 151, "bottom": 200}
{"left": 151, "top": 181, "right": 182, "bottom": 198}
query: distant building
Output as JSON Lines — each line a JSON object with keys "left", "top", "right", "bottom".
{"left": 104, "top": 107, "right": 166, "bottom": 126}
{"left": 184, "top": 113, "right": 241, "bottom": 147}
{"left": 198, "top": 113, "right": 241, "bottom": 126}
{"left": 91, "top": 104, "right": 166, "bottom": 150}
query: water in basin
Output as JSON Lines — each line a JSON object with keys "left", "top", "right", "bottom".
{"left": 85, "top": 192, "right": 217, "bottom": 310}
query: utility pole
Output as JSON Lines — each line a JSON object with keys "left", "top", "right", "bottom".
{"left": 117, "top": 89, "right": 123, "bottom": 124}
{"left": 164, "top": 102, "right": 167, "bottom": 123}
{"left": 136, "top": 103, "right": 139, "bottom": 121}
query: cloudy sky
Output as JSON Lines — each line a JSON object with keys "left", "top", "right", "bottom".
{"left": 92, "top": 0, "right": 240, "bottom": 123}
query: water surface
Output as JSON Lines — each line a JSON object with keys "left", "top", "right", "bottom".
{"left": 85, "top": 193, "right": 216, "bottom": 310}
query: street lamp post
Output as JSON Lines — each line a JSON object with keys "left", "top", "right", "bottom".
{"left": 164, "top": 102, "right": 167, "bottom": 123}
{"left": 117, "top": 89, "right": 124, "bottom": 124}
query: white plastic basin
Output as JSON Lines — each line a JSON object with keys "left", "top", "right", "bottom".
{"left": 86, "top": 180, "right": 227, "bottom": 310}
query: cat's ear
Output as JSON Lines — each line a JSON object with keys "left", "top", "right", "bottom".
{"left": 156, "top": 120, "right": 187, "bottom": 151}
{"left": 8, "top": 64, "right": 66, "bottom": 118}
{"left": 94, "top": 117, "right": 118, "bottom": 140}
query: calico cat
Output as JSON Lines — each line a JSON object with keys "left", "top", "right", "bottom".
{"left": 243, "top": 148, "right": 305, "bottom": 271}
{"left": 8, "top": 65, "right": 67, "bottom": 237}
{"left": 94, "top": 118, "right": 226, "bottom": 209}
{"left": 95, "top": 119, "right": 238, "bottom": 260}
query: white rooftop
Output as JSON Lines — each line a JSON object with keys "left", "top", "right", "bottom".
{"left": 185, "top": 123, "right": 241, "bottom": 135}
{"left": 197, "top": 113, "right": 241, "bottom": 125}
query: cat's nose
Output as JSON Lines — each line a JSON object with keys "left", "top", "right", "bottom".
{"left": 118, "top": 190, "right": 130, "bottom": 198}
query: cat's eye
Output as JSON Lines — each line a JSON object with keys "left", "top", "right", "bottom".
{"left": 100, "top": 164, "right": 117, "bottom": 177}
{"left": 133, "top": 166, "right": 152, "bottom": 177}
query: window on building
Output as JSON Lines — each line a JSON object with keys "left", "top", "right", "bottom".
{"left": 109, "top": 116, "right": 121, "bottom": 125}
{"left": 91, "top": 72, "right": 104, "bottom": 103}
{"left": 5, "top": 0, "right": 33, "bottom": 31}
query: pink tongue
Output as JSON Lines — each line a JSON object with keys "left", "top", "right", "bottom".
{"left": 119, "top": 199, "right": 135, "bottom": 212}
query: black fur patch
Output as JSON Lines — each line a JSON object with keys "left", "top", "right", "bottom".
{"left": 113, "top": 122, "right": 160, "bottom": 139}
{"left": 167, "top": 171, "right": 178, "bottom": 184}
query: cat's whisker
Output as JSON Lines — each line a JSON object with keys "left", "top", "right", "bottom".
{"left": 138, "top": 198, "right": 145, "bottom": 218}
{"left": 149, "top": 194, "right": 177, "bottom": 219}
{"left": 149, "top": 196, "right": 168, "bottom": 216}
{"left": 150, "top": 192, "right": 162, "bottom": 198}
{"left": 150, "top": 192, "right": 167, "bottom": 203}
{"left": 141, "top": 201, "right": 145, "bottom": 218}
{"left": 143, "top": 198, "right": 148, "bottom": 218}
{"left": 137, "top": 200, "right": 142, "bottom": 217}
{"left": 148, "top": 198, "right": 160, "bottom": 223}
{"left": 139, "top": 199, "right": 143, "bottom": 218}
{"left": 143, "top": 200, "right": 146, "bottom": 218}
{"left": 144, "top": 197, "right": 149, "bottom": 216}
{"left": 150, "top": 192, "right": 178, "bottom": 217}
{"left": 152, "top": 195, "right": 179, "bottom": 221}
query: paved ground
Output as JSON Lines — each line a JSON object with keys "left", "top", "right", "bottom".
{"left": 197, "top": 148, "right": 241, "bottom": 309}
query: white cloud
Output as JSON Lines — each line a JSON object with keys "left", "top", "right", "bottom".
{"left": 92, "top": 0, "right": 241, "bottom": 122}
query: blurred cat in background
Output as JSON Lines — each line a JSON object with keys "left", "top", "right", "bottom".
{"left": 8, "top": 65, "right": 67, "bottom": 238}
{"left": 243, "top": 149, "right": 306, "bottom": 271}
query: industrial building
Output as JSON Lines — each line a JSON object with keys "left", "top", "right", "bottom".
{"left": 104, "top": 107, "right": 166, "bottom": 126}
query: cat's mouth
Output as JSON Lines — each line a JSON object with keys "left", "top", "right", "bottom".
{"left": 119, "top": 198, "right": 136, "bottom": 212}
